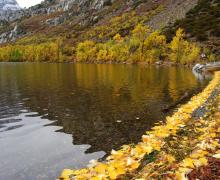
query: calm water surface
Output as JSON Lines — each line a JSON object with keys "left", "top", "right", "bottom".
{"left": 0, "top": 63, "right": 210, "bottom": 180}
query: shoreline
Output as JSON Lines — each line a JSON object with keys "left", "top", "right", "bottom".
{"left": 59, "top": 72, "right": 220, "bottom": 180}
{"left": 0, "top": 61, "right": 198, "bottom": 68}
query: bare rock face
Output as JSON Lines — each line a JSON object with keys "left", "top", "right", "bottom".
{"left": 0, "top": 0, "right": 116, "bottom": 42}
{"left": 0, "top": 0, "right": 20, "bottom": 11}
{"left": 147, "top": 0, "right": 198, "bottom": 30}
{"left": 0, "top": 0, "right": 22, "bottom": 21}
{"left": 77, "top": 0, "right": 114, "bottom": 10}
{"left": 44, "top": 0, "right": 114, "bottom": 14}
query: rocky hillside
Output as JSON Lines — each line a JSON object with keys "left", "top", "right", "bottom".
{"left": 2, "top": 0, "right": 219, "bottom": 63}
{"left": 0, "top": 0, "right": 198, "bottom": 45}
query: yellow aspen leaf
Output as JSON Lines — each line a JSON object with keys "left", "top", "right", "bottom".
{"left": 73, "top": 169, "right": 88, "bottom": 175}
{"left": 135, "top": 145, "right": 143, "bottom": 153}
{"left": 182, "top": 158, "right": 195, "bottom": 169}
{"left": 191, "top": 154, "right": 200, "bottom": 159}
{"left": 110, "top": 161, "right": 124, "bottom": 169}
{"left": 198, "top": 157, "right": 208, "bottom": 166}
{"left": 191, "top": 150, "right": 208, "bottom": 159}
{"left": 115, "top": 166, "right": 126, "bottom": 175}
{"left": 60, "top": 169, "right": 74, "bottom": 180}
{"left": 108, "top": 167, "right": 118, "bottom": 179}
{"left": 210, "top": 133, "right": 216, "bottom": 138}
{"left": 167, "top": 155, "right": 176, "bottom": 163}
{"left": 175, "top": 172, "right": 183, "bottom": 180}
{"left": 141, "top": 145, "right": 153, "bottom": 154}
{"left": 76, "top": 175, "right": 88, "bottom": 180}
{"left": 152, "top": 143, "right": 162, "bottom": 151}
{"left": 175, "top": 172, "right": 189, "bottom": 180}
{"left": 130, "top": 161, "right": 140, "bottom": 170}
{"left": 91, "top": 177, "right": 101, "bottom": 180}
{"left": 142, "top": 135, "right": 150, "bottom": 143}
{"left": 211, "top": 140, "right": 219, "bottom": 148}
{"left": 95, "top": 164, "right": 107, "bottom": 174}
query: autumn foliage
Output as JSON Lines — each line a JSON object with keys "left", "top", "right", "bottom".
{"left": 76, "top": 26, "right": 201, "bottom": 64}
{"left": 0, "top": 26, "right": 203, "bottom": 64}
{"left": 0, "top": 39, "right": 73, "bottom": 62}
{"left": 169, "top": 28, "right": 200, "bottom": 64}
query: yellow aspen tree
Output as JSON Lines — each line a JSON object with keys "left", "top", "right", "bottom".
{"left": 186, "top": 44, "right": 200, "bottom": 64}
{"left": 144, "top": 31, "right": 167, "bottom": 63}
{"left": 169, "top": 28, "right": 187, "bottom": 63}
{"left": 76, "top": 40, "right": 97, "bottom": 62}
{"left": 132, "top": 23, "right": 150, "bottom": 62}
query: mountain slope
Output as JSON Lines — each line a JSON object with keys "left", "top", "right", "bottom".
{"left": 2, "top": 0, "right": 217, "bottom": 64}
{"left": 0, "top": 0, "right": 198, "bottom": 44}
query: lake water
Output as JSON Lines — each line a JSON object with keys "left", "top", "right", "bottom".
{"left": 0, "top": 63, "right": 210, "bottom": 180}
